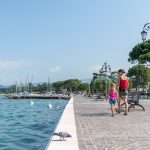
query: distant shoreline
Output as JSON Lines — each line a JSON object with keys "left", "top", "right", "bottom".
{"left": 0, "top": 94, "right": 6, "bottom": 96}
{"left": 3, "top": 94, "right": 70, "bottom": 100}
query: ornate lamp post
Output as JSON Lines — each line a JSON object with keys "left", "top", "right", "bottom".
{"left": 99, "top": 62, "right": 111, "bottom": 76}
{"left": 100, "top": 62, "right": 111, "bottom": 97}
{"left": 141, "top": 23, "right": 150, "bottom": 42}
{"left": 141, "top": 24, "right": 150, "bottom": 66}
{"left": 140, "top": 23, "right": 150, "bottom": 87}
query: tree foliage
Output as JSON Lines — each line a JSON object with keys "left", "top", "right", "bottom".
{"left": 52, "top": 79, "right": 81, "bottom": 93}
{"left": 93, "top": 77, "right": 111, "bottom": 93}
{"left": 109, "top": 71, "right": 118, "bottom": 83}
{"left": 77, "top": 83, "right": 89, "bottom": 93}
{"left": 128, "top": 40, "right": 150, "bottom": 63}
{"left": 0, "top": 79, "right": 82, "bottom": 94}
{"left": 90, "top": 70, "right": 118, "bottom": 94}
{"left": 127, "top": 65, "right": 150, "bottom": 88}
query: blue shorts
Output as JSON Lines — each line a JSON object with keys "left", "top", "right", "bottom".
{"left": 109, "top": 99, "right": 117, "bottom": 105}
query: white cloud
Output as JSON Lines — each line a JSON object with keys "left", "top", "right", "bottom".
{"left": 49, "top": 66, "right": 62, "bottom": 73}
{"left": 0, "top": 60, "right": 31, "bottom": 70}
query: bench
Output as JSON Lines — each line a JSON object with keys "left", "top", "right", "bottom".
{"left": 94, "top": 94, "right": 105, "bottom": 101}
{"left": 121, "top": 92, "right": 145, "bottom": 111}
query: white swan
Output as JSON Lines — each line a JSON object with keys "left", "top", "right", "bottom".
{"left": 46, "top": 101, "right": 52, "bottom": 109}
{"left": 31, "top": 100, "right": 34, "bottom": 106}
{"left": 48, "top": 101, "right": 52, "bottom": 109}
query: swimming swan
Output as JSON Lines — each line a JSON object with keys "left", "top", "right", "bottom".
{"left": 46, "top": 101, "right": 52, "bottom": 109}
{"left": 31, "top": 100, "right": 34, "bottom": 106}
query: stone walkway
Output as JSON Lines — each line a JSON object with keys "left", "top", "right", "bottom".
{"left": 74, "top": 95, "right": 150, "bottom": 150}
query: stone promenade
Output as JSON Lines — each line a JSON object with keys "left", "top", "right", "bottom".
{"left": 74, "top": 95, "right": 150, "bottom": 150}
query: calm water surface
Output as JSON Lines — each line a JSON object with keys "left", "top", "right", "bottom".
{"left": 0, "top": 96, "right": 68, "bottom": 150}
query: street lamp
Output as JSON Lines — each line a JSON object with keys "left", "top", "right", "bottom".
{"left": 140, "top": 24, "right": 150, "bottom": 85}
{"left": 99, "top": 62, "right": 111, "bottom": 77}
{"left": 141, "top": 23, "right": 150, "bottom": 42}
{"left": 99, "top": 62, "right": 111, "bottom": 97}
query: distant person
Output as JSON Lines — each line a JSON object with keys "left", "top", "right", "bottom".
{"left": 117, "top": 69, "right": 129, "bottom": 115}
{"left": 106, "top": 83, "right": 118, "bottom": 117}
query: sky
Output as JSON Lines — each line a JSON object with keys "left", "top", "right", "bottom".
{"left": 0, "top": 0, "right": 150, "bottom": 85}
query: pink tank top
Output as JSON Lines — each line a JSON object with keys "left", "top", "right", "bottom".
{"left": 109, "top": 89, "right": 117, "bottom": 99}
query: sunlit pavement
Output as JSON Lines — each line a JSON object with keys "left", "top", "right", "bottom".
{"left": 74, "top": 95, "right": 150, "bottom": 150}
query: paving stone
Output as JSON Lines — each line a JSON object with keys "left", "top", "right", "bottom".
{"left": 74, "top": 95, "right": 150, "bottom": 150}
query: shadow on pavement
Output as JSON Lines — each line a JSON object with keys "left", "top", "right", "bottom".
{"left": 78, "top": 112, "right": 110, "bottom": 117}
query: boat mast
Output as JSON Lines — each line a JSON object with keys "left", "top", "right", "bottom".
{"left": 30, "top": 75, "right": 33, "bottom": 93}
{"left": 15, "top": 81, "right": 18, "bottom": 93}
{"left": 47, "top": 77, "right": 50, "bottom": 92}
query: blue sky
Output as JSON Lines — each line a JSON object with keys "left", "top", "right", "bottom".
{"left": 0, "top": 0, "right": 150, "bottom": 85}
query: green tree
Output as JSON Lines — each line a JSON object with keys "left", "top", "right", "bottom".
{"left": 93, "top": 77, "right": 111, "bottom": 95}
{"left": 90, "top": 79, "right": 95, "bottom": 94}
{"left": 77, "top": 83, "right": 90, "bottom": 93}
{"left": 128, "top": 40, "right": 150, "bottom": 64}
{"left": 52, "top": 81, "right": 65, "bottom": 93}
{"left": 109, "top": 71, "right": 118, "bottom": 83}
{"left": 93, "top": 78, "right": 104, "bottom": 93}
{"left": 127, "top": 65, "right": 150, "bottom": 90}
{"left": 90, "top": 70, "right": 117, "bottom": 94}
{"left": 52, "top": 79, "right": 81, "bottom": 94}
{"left": 64, "top": 79, "right": 81, "bottom": 92}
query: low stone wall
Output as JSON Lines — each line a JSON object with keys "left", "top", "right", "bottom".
{"left": 45, "top": 97, "right": 79, "bottom": 150}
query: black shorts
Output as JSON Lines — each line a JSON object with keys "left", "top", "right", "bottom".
{"left": 119, "top": 88, "right": 128, "bottom": 97}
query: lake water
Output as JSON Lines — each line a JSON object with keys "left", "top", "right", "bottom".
{"left": 0, "top": 96, "right": 68, "bottom": 150}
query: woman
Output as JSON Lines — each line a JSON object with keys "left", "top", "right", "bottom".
{"left": 117, "top": 69, "right": 129, "bottom": 115}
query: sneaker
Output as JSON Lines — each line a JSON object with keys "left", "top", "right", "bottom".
{"left": 124, "top": 112, "right": 127, "bottom": 116}
{"left": 117, "top": 109, "right": 121, "bottom": 113}
{"left": 111, "top": 114, "right": 114, "bottom": 117}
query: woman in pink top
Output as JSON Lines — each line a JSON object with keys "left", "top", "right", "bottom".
{"left": 107, "top": 83, "right": 118, "bottom": 117}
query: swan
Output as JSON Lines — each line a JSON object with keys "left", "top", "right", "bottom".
{"left": 31, "top": 100, "right": 34, "bottom": 106}
{"left": 46, "top": 101, "right": 52, "bottom": 109}
{"left": 48, "top": 101, "right": 52, "bottom": 109}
